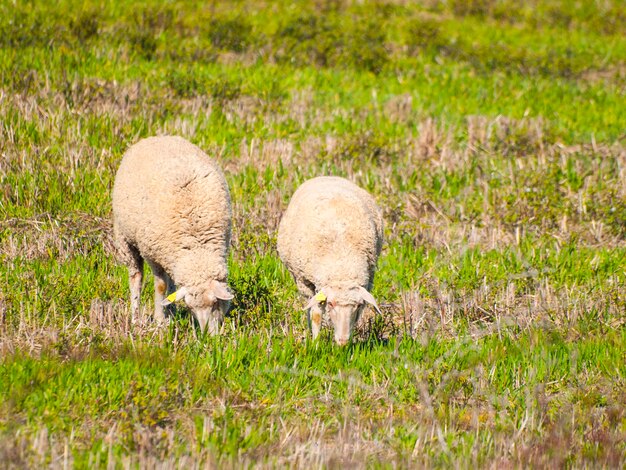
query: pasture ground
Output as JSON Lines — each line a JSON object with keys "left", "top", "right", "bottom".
{"left": 1, "top": 0, "right": 625, "bottom": 467}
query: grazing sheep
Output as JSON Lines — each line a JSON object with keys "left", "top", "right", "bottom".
{"left": 277, "top": 176, "right": 383, "bottom": 345}
{"left": 112, "top": 135, "right": 233, "bottom": 334}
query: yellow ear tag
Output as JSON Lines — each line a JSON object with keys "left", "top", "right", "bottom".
{"left": 314, "top": 292, "right": 327, "bottom": 303}
{"left": 166, "top": 292, "right": 178, "bottom": 302}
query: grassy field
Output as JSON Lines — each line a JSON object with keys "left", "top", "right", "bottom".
{"left": 1, "top": 0, "right": 625, "bottom": 467}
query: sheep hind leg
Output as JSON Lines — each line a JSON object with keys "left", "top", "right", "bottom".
{"left": 148, "top": 261, "right": 174, "bottom": 324}
{"left": 117, "top": 239, "right": 143, "bottom": 321}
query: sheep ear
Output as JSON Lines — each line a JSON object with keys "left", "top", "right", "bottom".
{"left": 357, "top": 286, "right": 381, "bottom": 314}
{"left": 161, "top": 286, "right": 189, "bottom": 306}
{"left": 210, "top": 280, "right": 234, "bottom": 301}
{"left": 304, "top": 289, "right": 327, "bottom": 310}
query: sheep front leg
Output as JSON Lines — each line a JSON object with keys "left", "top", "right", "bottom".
{"left": 308, "top": 304, "right": 323, "bottom": 340}
{"left": 148, "top": 261, "right": 174, "bottom": 324}
{"left": 296, "top": 278, "right": 322, "bottom": 339}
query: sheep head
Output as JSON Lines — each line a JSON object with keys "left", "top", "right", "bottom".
{"left": 305, "top": 286, "right": 380, "bottom": 346}
{"left": 162, "top": 280, "right": 234, "bottom": 334}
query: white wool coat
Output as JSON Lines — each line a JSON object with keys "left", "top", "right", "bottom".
{"left": 277, "top": 176, "right": 383, "bottom": 293}
{"left": 112, "top": 136, "right": 231, "bottom": 289}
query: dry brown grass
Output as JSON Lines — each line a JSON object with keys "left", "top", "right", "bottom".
{"left": 401, "top": 278, "right": 626, "bottom": 339}
{"left": 0, "top": 212, "right": 114, "bottom": 261}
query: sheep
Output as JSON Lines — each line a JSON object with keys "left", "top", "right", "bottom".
{"left": 277, "top": 176, "right": 383, "bottom": 345}
{"left": 112, "top": 135, "right": 233, "bottom": 334}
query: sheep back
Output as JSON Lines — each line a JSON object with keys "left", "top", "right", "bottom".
{"left": 112, "top": 136, "right": 231, "bottom": 287}
{"left": 277, "top": 176, "right": 383, "bottom": 290}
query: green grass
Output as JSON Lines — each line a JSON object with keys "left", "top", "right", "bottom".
{"left": 2, "top": 328, "right": 624, "bottom": 466}
{"left": 1, "top": 0, "right": 625, "bottom": 467}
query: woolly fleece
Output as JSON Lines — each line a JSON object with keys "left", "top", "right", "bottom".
{"left": 112, "top": 136, "right": 231, "bottom": 320}
{"left": 277, "top": 176, "right": 383, "bottom": 293}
